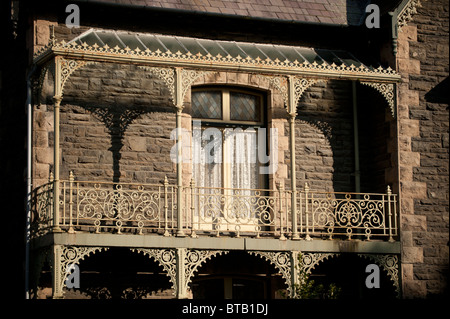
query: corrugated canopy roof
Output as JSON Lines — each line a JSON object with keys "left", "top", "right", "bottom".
{"left": 34, "top": 29, "right": 400, "bottom": 82}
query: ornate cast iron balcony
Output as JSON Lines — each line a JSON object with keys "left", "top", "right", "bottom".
{"left": 31, "top": 173, "right": 398, "bottom": 242}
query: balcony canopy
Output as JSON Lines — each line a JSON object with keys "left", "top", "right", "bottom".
{"left": 34, "top": 28, "right": 400, "bottom": 82}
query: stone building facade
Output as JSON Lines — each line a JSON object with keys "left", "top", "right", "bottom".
{"left": 2, "top": 0, "right": 447, "bottom": 300}
{"left": 395, "top": 0, "right": 449, "bottom": 298}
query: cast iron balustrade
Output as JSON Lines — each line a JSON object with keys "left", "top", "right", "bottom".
{"left": 31, "top": 173, "right": 398, "bottom": 241}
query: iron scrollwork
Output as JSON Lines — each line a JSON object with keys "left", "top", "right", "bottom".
{"left": 131, "top": 248, "right": 178, "bottom": 295}
{"left": 55, "top": 245, "right": 108, "bottom": 297}
{"left": 249, "top": 251, "right": 293, "bottom": 296}
{"left": 359, "top": 254, "right": 400, "bottom": 298}
{"left": 360, "top": 81, "right": 396, "bottom": 118}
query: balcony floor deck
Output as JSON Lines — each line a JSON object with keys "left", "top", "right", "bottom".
{"left": 32, "top": 231, "right": 401, "bottom": 254}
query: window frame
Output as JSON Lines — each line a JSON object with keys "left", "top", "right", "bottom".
{"left": 190, "top": 86, "right": 268, "bottom": 191}
{"left": 191, "top": 87, "right": 265, "bottom": 126}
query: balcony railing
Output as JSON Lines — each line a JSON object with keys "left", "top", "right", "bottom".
{"left": 31, "top": 174, "right": 398, "bottom": 241}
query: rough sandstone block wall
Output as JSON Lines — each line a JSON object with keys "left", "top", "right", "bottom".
{"left": 295, "top": 80, "right": 354, "bottom": 193}
{"left": 34, "top": 62, "right": 177, "bottom": 187}
{"left": 295, "top": 80, "right": 394, "bottom": 194}
{"left": 397, "top": 0, "right": 449, "bottom": 298}
{"left": 295, "top": 81, "right": 354, "bottom": 191}
{"left": 357, "top": 84, "right": 397, "bottom": 194}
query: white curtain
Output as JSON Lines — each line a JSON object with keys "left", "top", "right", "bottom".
{"left": 192, "top": 126, "right": 222, "bottom": 219}
{"left": 193, "top": 127, "right": 260, "bottom": 220}
{"left": 226, "top": 128, "right": 259, "bottom": 191}
{"left": 226, "top": 128, "right": 259, "bottom": 221}
{"left": 192, "top": 127, "right": 222, "bottom": 189}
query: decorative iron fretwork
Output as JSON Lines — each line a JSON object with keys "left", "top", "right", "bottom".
{"left": 398, "top": 0, "right": 422, "bottom": 31}
{"left": 55, "top": 245, "right": 107, "bottom": 297}
{"left": 132, "top": 248, "right": 177, "bottom": 295}
{"left": 290, "top": 77, "right": 325, "bottom": 113}
{"left": 58, "top": 58, "right": 96, "bottom": 96}
{"left": 59, "top": 175, "right": 176, "bottom": 235}
{"left": 184, "top": 250, "right": 228, "bottom": 293}
{"left": 249, "top": 252, "right": 336, "bottom": 297}
{"left": 30, "top": 180, "right": 54, "bottom": 238}
{"left": 137, "top": 67, "right": 210, "bottom": 107}
{"left": 360, "top": 81, "right": 396, "bottom": 118}
{"left": 249, "top": 251, "right": 293, "bottom": 295}
{"left": 300, "top": 252, "right": 335, "bottom": 274}
{"left": 33, "top": 182, "right": 54, "bottom": 229}
{"left": 265, "top": 75, "right": 325, "bottom": 114}
{"left": 359, "top": 254, "right": 400, "bottom": 298}
{"left": 191, "top": 187, "right": 278, "bottom": 238}
{"left": 180, "top": 69, "right": 212, "bottom": 104}
{"left": 267, "top": 76, "right": 289, "bottom": 109}
{"left": 302, "top": 188, "right": 397, "bottom": 240}
{"left": 34, "top": 37, "right": 400, "bottom": 81}
{"left": 132, "top": 248, "right": 227, "bottom": 297}
{"left": 32, "top": 174, "right": 398, "bottom": 241}
{"left": 138, "top": 66, "right": 176, "bottom": 104}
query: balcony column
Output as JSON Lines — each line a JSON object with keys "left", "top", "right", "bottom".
{"left": 288, "top": 114, "right": 299, "bottom": 239}
{"left": 51, "top": 245, "right": 63, "bottom": 299}
{"left": 52, "top": 56, "right": 63, "bottom": 232}
{"left": 175, "top": 68, "right": 186, "bottom": 237}
{"left": 176, "top": 248, "right": 188, "bottom": 298}
{"left": 288, "top": 76, "right": 299, "bottom": 240}
{"left": 290, "top": 251, "right": 300, "bottom": 298}
{"left": 52, "top": 96, "right": 62, "bottom": 232}
{"left": 352, "top": 81, "right": 361, "bottom": 193}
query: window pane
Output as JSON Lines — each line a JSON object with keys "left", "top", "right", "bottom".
{"left": 192, "top": 91, "right": 222, "bottom": 119}
{"left": 230, "top": 92, "right": 260, "bottom": 122}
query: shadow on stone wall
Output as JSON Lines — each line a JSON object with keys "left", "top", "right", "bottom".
{"left": 295, "top": 80, "right": 354, "bottom": 193}
{"left": 294, "top": 80, "right": 394, "bottom": 194}
{"left": 60, "top": 62, "right": 175, "bottom": 184}
{"left": 80, "top": 104, "right": 147, "bottom": 184}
